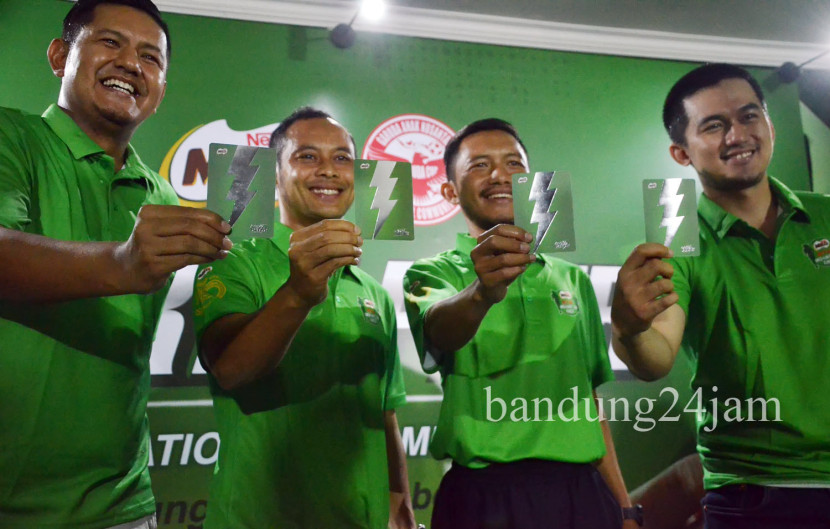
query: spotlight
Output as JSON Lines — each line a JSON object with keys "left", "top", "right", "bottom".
{"left": 329, "top": 21, "right": 356, "bottom": 49}
{"left": 329, "top": 0, "right": 387, "bottom": 50}
{"left": 777, "top": 49, "right": 830, "bottom": 83}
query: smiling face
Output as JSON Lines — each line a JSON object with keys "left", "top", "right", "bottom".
{"left": 670, "top": 78, "right": 775, "bottom": 194}
{"left": 277, "top": 117, "right": 355, "bottom": 230}
{"left": 441, "top": 129, "right": 529, "bottom": 237}
{"left": 50, "top": 3, "right": 168, "bottom": 138}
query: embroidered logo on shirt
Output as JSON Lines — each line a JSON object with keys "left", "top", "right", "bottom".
{"left": 552, "top": 290, "right": 579, "bottom": 315}
{"left": 194, "top": 276, "right": 227, "bottom": 316}
{"left": 803, "top": 238, "right": 830, "bottom": 268}
{"left": 359, "top": 297, "right": 381, "bottom": 324}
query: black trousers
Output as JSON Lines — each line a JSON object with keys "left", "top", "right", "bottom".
{"left": 703, "top": 485, "right": 830, "bottom": 529}
{"left": 431, "top": 459, "right": 622, "bottom": 529}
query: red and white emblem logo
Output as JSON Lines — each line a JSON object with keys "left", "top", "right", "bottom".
{"left": 363, "top": 114, "right": 459, "bottom": 226}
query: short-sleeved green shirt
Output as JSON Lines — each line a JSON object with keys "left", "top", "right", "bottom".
{"left": 670, "top": 177, "right": 830, "bottom": 490}
{"left": 0, "top": 106, "right": 179, "bottom": 528}
{"left": 192, "top": 222, "right": 406, "bottom": 529}
{"left": 403, "top": 233, "right": 614, "bottom": 468}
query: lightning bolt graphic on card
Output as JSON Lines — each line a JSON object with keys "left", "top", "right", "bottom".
{"left": 658, "top": 178, "right": 685, "bottom": 247}
{"left": 642, "top": 178, "right": 700, "bottom": 256}
{"left": 512, "top": 171, "right": 575, "bottom": 254}
{"left": 206, "top": 143, "right": 276, "bottom": 242}
{"left": 353, "top": 159, "right": 414, "bottom": 240}
{"left": 528, "top": 172, "right": 557, "bottom": 252}
{"left": 225, "top": 147, "right": 260, "bottom": 227}
{"left": 368, "top": 161, "right": 398, "bottom": 239}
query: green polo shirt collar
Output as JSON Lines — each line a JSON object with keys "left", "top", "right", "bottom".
{"left": 273, "top": 221, "right": 361, "bottom": 282}
{"left": 42, "top": 104, "right": 104, "bottom": 160}
{"left": 41, "top": 104, "right": 151, "bottom": 186}
{"left": 698, "top": 176, "right": 810, "bottom": 241}
{"left": 456, "top": 232, "right": 477, "bottom": 254}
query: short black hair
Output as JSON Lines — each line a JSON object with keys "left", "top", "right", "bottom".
{"left": 269, "top": 106, "right": 356, "bottom": 165}
{"left": 62, "top": 0, "right": 171, "bottom": 61}
{"left": 663, "top": 63, "right": 766, "bottom": 145}
{"left": 443, "top": 118, "right": 528, "bottom": 182}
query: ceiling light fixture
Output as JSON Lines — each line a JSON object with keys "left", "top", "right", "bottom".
{"left": 329, "top": 0, "right": 387, "bottom": 49}
{"left": 777, "top": 48, "right": 830, "bottom": 83}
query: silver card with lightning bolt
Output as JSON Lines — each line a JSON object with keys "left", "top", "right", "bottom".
{"left": 207, "top": 143, "right": 276, "bottom": 242}
{"left": 512, "top": 171, "right": 576, "bottom": 253}
{"left": 643, "top": 178, "right": 700, "bottom": 256}
{"left": 353, "top": 160, "right": 414, "bottom": 240}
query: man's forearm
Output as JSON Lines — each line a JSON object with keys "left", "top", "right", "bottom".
{"left": 385, "top": 411, "right": 416, "bottom": 528}
{"left": 385, "top": 411, "right": 410, "bottom": 495}
{"left": 594, "top": 414, "right": 632, "bottom": 509}
{"left": 203, "top": 283, "right": 313, "bottom": 391}
{"left": 0, "top": 227, "right": 130, "bottom": 303}
{"left": 611, "top": 326, "right": 677, "bottom": 381}
{"left": 423, "top": 280, "right": 494, "bottom": 362}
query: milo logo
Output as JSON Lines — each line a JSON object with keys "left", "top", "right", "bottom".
{"left": 803, "top": 238, "right": 830, "bottom": 268}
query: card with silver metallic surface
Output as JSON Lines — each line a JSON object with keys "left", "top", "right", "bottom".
{"left": 642, "top": 178, "right": 700, "bottom": 256}
{"left": 206, "top": 143, "right": 275, "bottom": 242}
{"left": 353, "top": 159, "right": 414, "bottom": 240}
{"left": 512, "top": 171, "right": 575, "bottom": 253}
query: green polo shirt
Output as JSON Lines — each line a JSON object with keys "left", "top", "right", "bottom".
{"left": 670, "top": 176, "right": 830, "bottom": 490}
{"left": 404, "top": 233, "right": 613, "bottom": 468}
{"left": 0, "top": 106, "right": 178, "bottom": 528}
{"left": 192, "top": 222, "right": 406, "bottom": 529}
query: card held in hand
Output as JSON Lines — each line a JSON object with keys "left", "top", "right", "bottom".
{"left": 353, "top": 159, "right": 415, "bottom": 240}
{"left": 206, "top": 143, "right": 276, "bottom": 242}
{"left": 642, "top": 178, "right": 700, "bottom": 256}
{"left": 512, "top": 171, "right": 576, "bottom": 253}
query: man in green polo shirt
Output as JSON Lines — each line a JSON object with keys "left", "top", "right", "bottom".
{"left": 612, "top": 63, "right": 830, "bottom": 527}
{"left": 0, "top": 1, "right": 231, "bottom": 528}
{"left": 404, "top": 118, "right": 637, "bottom": 529}
{"left": 192, "top": 107, "right": 416, "bottom": 529}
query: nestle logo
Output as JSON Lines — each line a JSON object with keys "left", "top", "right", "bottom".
{"left": 554, "top": 240, "right": 570, "bottom": 250}
{"left": 246, "top": 133, "right": 271, "bottom": 147}
{"left": 681, "top": 245, "right": 696, "bottom": 253}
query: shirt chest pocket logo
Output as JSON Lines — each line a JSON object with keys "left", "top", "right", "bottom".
{"left": 803, "top": 238, "right": 830, "bottom": 268}
{"left": 552, "top": 289, "right": 580, "bottom": 316}
{"left": 358, "top": 297, "right": 381, "bottom": 325}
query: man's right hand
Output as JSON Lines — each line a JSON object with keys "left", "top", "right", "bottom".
{"left": 471, "top": 224, "right": 536, "bottom": 305}
{"left": 114, "top": 205, "right": 232, "bottom": 294}
{"left": 612, "top": 243, "right": 679, "bottom": 338}
{"left": 284, "top": 219, "right": 363, "bottom": 308}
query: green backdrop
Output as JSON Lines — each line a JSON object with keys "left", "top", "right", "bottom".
{"left": 0, "top": 1, "right": 813, "bottom": 527}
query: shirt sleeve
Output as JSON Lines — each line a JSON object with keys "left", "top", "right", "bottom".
{"left": 381, "top": 289, "right": 407, "bottom": 410}
{"left": 578, "top": 268, "right": 615, "bottom": 388}
{"left": 0, "top": 109, "right": 33, "bottom": 230}
{"left": 667, "top": 255, "right": 692, "bottom": 316}
{"left": 402, "top": 257, "right": 461, "bottom": 374}
{"left": 191, "top": 248, "right": 264, "bottom": 350}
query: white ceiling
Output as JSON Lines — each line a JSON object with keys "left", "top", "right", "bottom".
{"left": 389, "top": 0, "right": 830, "bottom": 45}
{"left": 155, "top": 0, "right": 830, "bottom": 69}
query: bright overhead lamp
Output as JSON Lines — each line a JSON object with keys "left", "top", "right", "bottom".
{"left": 329, "top": 0, "right": 387, "bottom": 49}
